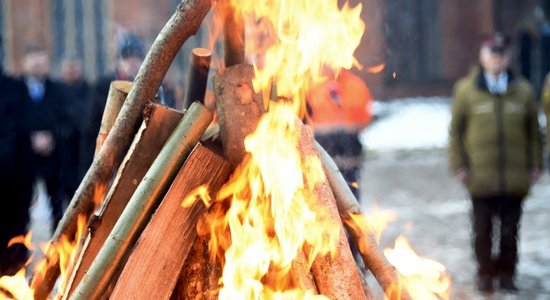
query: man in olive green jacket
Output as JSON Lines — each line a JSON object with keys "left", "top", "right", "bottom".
{"left": 449, "top": 33, "right": 542, "bottom": 293}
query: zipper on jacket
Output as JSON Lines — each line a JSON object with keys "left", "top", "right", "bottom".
{"left": 496, "top": 95, "right": 506, "bottom": 193}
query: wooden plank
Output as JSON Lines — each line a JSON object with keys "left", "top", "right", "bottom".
{"left": 65, "top": 104, "right": 183, "bottom": 297}
{"left": 110, "top": 144, "right": 232, "bottom": 300}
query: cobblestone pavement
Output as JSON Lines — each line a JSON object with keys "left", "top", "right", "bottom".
{"left": 361, "top": 149, "right": 550, "bottom": 300}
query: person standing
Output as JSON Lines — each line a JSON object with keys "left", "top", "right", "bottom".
{"left": 0, "top": 41, "right": 34, "bottom": 274}
{"left": 19, "top": 46, "right": 72, "bottom": 229}
{"left": 449, "top": 33, "right": 542, "bottom": 293}
{"left": 306, "top": 68, "right": 373, "bottom": 200}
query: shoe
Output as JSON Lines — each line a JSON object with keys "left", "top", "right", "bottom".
{"left": 498, "top": 275, "right": 518, "bottom": 291}
{"left": 477, "top": 275, "right": 494, "bottom": 294}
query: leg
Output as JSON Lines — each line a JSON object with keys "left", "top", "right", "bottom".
{"left": 495, "top": 196, "right": 523, "bottom": 290}
{"left": 44, "top": 176, "right": 65, "bottom": 230}
{"left": 471, "top": 196, "right": 496, "bottom": 292}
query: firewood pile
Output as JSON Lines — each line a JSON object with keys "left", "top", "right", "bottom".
{"left": 24, "top": 0, "right": 408, "bottom": 299}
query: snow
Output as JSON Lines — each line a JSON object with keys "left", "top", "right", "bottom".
{"left": 360, "top": 97, "right": 452, "bottom": 151}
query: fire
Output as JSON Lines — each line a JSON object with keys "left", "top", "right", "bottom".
{"left": 0, "top": 215, "right": 87, "bottom": 299}
{"left": 182, "top": 0, "right": 366, "bottom": 298}
{"left": 385, "top": 236, "right": 451, "bottom": 300}
{"left": 231, "top": 0, "right": 365, "bottom": 116}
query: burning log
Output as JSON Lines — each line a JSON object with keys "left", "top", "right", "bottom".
{"left": 214, "top": 64, "right": 264, "bottom": 168}
{"left": 298, "top": 124, "right": 370, "bottom": 300}
{"left": 31, "top": 1, "right": 213, "bottom": 298}
{"left": 316, "top": 143, "right": 410, "bottom": 300}
{"left": 183, "top": 48, "right": 212, "bottom": 110}
{"left": 110, "top": 144, "right": 232, "bottom": 299}
{"left": 64, "top": 104, "right": 184, "bottom": 296}
{"left": 95, "top": 80, "right": 132, "bottom": 155}
{"left": 70, "top": 102, "right": 213, "bottom": 300}
{"left": 222, "top": 0, "right": 245, "bottom": 67}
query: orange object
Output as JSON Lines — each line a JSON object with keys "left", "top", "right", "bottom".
{"left": 307, "top": 69, "right": 372, "bottom": 131}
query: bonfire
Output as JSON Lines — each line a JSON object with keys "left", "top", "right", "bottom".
{"left": 0, "top": 0, "right": 450, "bottom": 299}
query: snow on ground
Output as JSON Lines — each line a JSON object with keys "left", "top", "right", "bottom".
{"left": 360, "top": 97, "right": 550, "bottom": 299}
{"left": 360, "top": 97, "right": 452, "bottom": 152}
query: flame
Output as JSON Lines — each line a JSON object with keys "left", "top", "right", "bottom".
{"left": 385, "top": 236, "right": 451, "bottom": 300}
{"left": 0, "top": 215, "right": 88, "bottom": 299}
{"left": 367, "top": 63, "right": 386, "bottom": 74}
{"left": 232, "top": 0, "right": 365, "bottom": 117}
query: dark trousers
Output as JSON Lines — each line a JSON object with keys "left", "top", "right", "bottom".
{"left": 471, "top": 195, "right": 523, "bottom": 278}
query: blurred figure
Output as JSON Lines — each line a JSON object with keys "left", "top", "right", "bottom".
{"left": 59, "top": 57, "right": 90, "bottom": 196}
{"left": 307, "top": 68, "right": 373, "bottom": 200}
{"left": 0, "top": 39, "right": 34, "bottom": 275}
{"left": 449, "top": 33, "right": 542, "bottom": 293}
{"left": 19, "top": 46, "right": 72, "bottom": 229}
{"left": 79, "top": 33, "right": 146, "bottom": 178}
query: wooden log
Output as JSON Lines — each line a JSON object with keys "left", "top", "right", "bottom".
{"left": 95, "top": 81, "right": 132, "bottom": 155}
{"left": 110, "top": 144, "right": 231, "bottom": 300}
{"left": 214, "top": 64, "right": 264, "bottom": 168}
{"left": 64, "top": 104, "right": 184, "bottom": 297}
{"left": 316, "top": 143, "right": 409, "bottom": 300}
{"left": 31, "top": 1, "right": 212, "bottom": 298}
{"left": 290, "top": 251, "right": 318, "bottom": 293}
{"left": 183, "top": 48, "right": 212, "bottom": 110}
{"left": 70, "top": 102, "right": 213, "bottom": 300}
{"left": 222, "top": 0, "right": 245, "bottom": 67}
{"left": 171, "top": 235, "right": 221, "bottom": 300}
{"left": 297, "top": 124, "right": 370, "bottom": 300}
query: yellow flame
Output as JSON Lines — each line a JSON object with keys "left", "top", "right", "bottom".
{"left": 0, "top": 269, "right": 33, "bottom": 300}
{"left": 385, "top": 236, "right": 451, "bottom": 300}
{"left": 7, "top": 232, "right": 35, "bottom": 251}
{"left": 233, "top": 0, "right": 365, "bottom": 117}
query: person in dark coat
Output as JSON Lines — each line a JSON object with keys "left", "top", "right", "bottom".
{"left": 59, "top": 57, "right": 90, "bottom": 196}
{"left": 79, "top": 33, "right": 175, "bottom": 178}
{"left": 20, "top": 46, "right": 73, "bottom": 229}
{"left": 0, "top": 44, "right": 34, "bottom": 275}
{"left": 449, "top": 33, "right": 542, "bottom": 293}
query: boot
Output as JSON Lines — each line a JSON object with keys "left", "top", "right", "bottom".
{"left": 498, "top": 274, "right": 518, "bottom": 291}
{"left": 477, "top": 275, "right": 494, "bottom": 294}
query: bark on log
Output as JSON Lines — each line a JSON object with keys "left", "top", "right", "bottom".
{"left": 214, "top": 64, "right": 264, "bottom": 168}
{"left": 110, "top": 144, "right": 231, "bottom": 300}
{"left": 290, "top": 251, "right": 318, "bottom": 293}
{"left": 31, "top": 1, "right": 212, "bottom": 298}
{"left": 64, "top": 104, "right": 184, "bottom": 297}
{"left": 316, "top": 143, "right": 408, "bottom": 300}
{"left": 95, "top": 81, "right": 132, "bottom": 155}
{"left": 222, "top": 0, "right": 245, "bottom": 67}
{"left": 297, "top": 124, "right": 370, "bottom": 300}
{"left": 70, "top": 102, "right": 213, "bottom": 300}
{"left": 183, "top": 48, "right": 212, "bottom": 110}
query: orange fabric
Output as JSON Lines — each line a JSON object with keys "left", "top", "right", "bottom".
{"left": 307, "top": 70, "right": 372, "bottom": 130}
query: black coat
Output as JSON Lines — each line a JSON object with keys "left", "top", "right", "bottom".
{"left": 0, "top": 74, "right": 33, "bottom": 274}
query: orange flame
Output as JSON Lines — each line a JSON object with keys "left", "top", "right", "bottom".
{"left": 367, "top": 63, "right": 386, "bottom": 74}
{"left": 233, "top": 0, "right": 365, "bottom": 117}
{"left": 385, "top": 236, "right": 451, "bottom": 300}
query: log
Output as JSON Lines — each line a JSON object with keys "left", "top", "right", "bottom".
{"left": 31, "top": 1, "right": 212, "bottom": 298}
{"left": 64, "top": 104, "right": 184, "bottom": 297}
{"left": 297, "top": 124, "right": 369, "bottom": 300}
{"left": 290, "top": 251, "right": 318, "bottom": 293}
{"left": 95, "top": 81, "right": 132, "bottom": 155}
{"left": 222, "top": 0, "right": 245, "bottom": 67}
{"left": 171, "top": 235, "right": 221, "bottom": 300}
{"left": 316, "top": 143, "right": 408, "bottom": 300}
{"left": 70, "top": 102, "right": 213, "bottom": 300}
{"left": 214, "top": 64, "right": 264, "bottom": 167}
{"left": 183, "top": 48, "right": 212, "bottom": 110}
{"left": 110, "top": 144, "right": 231, "bottom": 299}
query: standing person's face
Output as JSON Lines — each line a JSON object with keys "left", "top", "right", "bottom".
{"left": 117, "top": 56, "right": 142, "bottom": 81}
{"left": 61, "top": 60, "right": 83, "bottom": 84}
{"left": 22, "top": 51, "right": 50, "bottom": 78}
{"left": 479, "top": 47, "right": 510, "bottom": 75}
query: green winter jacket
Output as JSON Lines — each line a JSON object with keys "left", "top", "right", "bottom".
{"left": 448, "top": 66, "right": 542, "bottom": 198}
